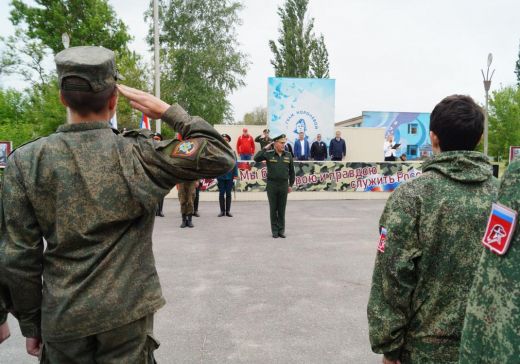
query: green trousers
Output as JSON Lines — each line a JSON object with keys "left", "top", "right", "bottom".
{"left": 178, "top": 181, "right": 197, "bottom": 215}
{"left": 41, "top": 314, "right": 159, "bottom": 364}
{"left": 266, "top": 181, "right": 288, "bottom": 235}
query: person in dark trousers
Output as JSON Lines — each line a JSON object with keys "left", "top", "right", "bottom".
{"left": 310, "top": 133, "right": 328, "bottom": 161}
{"left": 254, "top": 134, "right": 295, "bottom": 238}
{"left": 255, "top": 129, "right": 272, "bottom": 149}
{"left": 329, "top": 130, "right": 346, "bottom": 161}
{"left": 217, "top": 134, "right": 239, "bottom": 217}
{"left": 193, "top": 180, "right": 201, "bottom": 217}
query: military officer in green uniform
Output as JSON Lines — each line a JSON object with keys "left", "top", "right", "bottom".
{"left": 367, "top": 95, "right": 498, "bottom": 364}
{"left": 254, "top": 134, "right": 295, "bottom": 238}
{"left": 0, "top": 46, "right": 234, "bottom": 362}
{"left": 459, "top": 159, "right": 520, "bottom": 363}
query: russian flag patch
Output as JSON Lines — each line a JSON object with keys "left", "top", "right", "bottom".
{"left": 482, "top": 203, "right": 518, "bottom": 255}
{"left": 377, "top": 227, "right": 387, "bottom": 253}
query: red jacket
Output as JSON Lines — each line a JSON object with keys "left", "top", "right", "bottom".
{"left": 236, "top": 135, "right": 255, "bottom": 155}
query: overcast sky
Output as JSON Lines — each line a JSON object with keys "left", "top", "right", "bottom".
{"left": 1, "top": 0, "right": 519, "bottom": 122}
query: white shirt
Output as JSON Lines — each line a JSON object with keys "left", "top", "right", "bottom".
{"left": 299, "top": 139, "right": 306, "bottom": 156}
{"left": 384, "top": 141, "right": 397, "bottom": 157}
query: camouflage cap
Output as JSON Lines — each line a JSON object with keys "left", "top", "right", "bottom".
{"left": 55, "top": 46, "right": 123, "bottom": 93}
{"left": 273, "top": 134, "right": 287, "bottom": 142}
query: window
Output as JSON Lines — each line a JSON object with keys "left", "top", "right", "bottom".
{"left": 407, "top": 145, "right": 418, "bottom": 156}
{"left": 408, "top": 123, "right": 418, "bottom": 135}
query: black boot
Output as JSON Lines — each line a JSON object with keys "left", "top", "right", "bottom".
{"left": 193, "top": 211, "right": 200, "bottom": 217}
{"left": 187, "top": 214, "right": 194, "bottom": 228}
{"left": 225, "top": 194, "right": 233, "bottom": 217}
{"left": 218, "top": 195, "right": 225, "bottom": 217}
{"left": 180, "top": 214, "right": 187, "bottom": 228}
{"left": 156, "top": 198, "right": 164, "bottom": 217}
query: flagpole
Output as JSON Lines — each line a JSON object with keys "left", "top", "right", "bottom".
{"left": 153, "top": 0, "right": 161, "bottom": 134}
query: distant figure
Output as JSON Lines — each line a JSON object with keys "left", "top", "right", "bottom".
{"left": 310, "top": 134, "right": 328, "bottom": 161}
{"left": 255, "top": 129, "right": 272, "bottom": 149}
{"left": 383, "top": 135, "right": 399, "bottom": 161}
{"left": 178, "top": 181, "right": 197, "bottom": 228}
{"left": 399, "top": 154, "right": 407, "bottom": 162}
{"left": 329, "top": 131, "right": 346, "bottom": 161}
{"left": 236, "top": 127, "right": 255, "bottom": 160}
{"left": 293, "top": 131, "right": 310, "bottom": 161}
{"left": 217, "top": 134, "right": 239, "bottom": 217}
{"left": 285, "top": 142, "right": 294, "bottom": 157}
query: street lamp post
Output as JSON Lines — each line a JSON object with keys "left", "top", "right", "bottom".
{"left": 153, "top": 0, "right": 161, "bottom": 134}
{"left": 481, "top": 53, "right": 495, "bottom": 156}
{"left": 62, "top": 33, "right": 71, "bottom": 122}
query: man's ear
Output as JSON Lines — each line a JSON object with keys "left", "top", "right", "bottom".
{"left": 430, "top": 131, "right": 441, "bottom": 153}
{"left": 59, "top": 91, "right": 68, "bottom": 107}
{"left": 108, "top": 89, "right": 118, "bottom": 111}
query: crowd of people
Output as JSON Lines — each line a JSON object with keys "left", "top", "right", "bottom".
{"left": 237, "top": 127, "right": 347, "bottom": 161}
{"left": 0, "top": 45, "right": 519, "bottom": 364}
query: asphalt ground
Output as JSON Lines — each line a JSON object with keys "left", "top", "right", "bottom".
{"left": 0, "top": 199, "right": 385, "bottom": 364}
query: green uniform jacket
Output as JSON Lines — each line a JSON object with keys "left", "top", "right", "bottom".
{"left": 0, "top": 104, "right": 234, "bottom": 341}
{"left": 459, "top": 159, "right": 520, "bottom": 363}
{"left": 367, "top": 151, "right": 498, "bottom": 363}
{"left": 253, "top": 149, "right": 295, "bottom": 186}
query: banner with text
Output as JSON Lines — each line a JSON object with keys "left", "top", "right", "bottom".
{"left": 201, "top": 161, "right": 422, "bottom": 192}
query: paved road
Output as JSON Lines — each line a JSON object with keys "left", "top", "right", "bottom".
{"left": 0, "top": 199, "right": 385, "bottom": 364}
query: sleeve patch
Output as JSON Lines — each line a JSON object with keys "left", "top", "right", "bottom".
{"left": 378, "top": 226, "right": 387, "bottom": 253}
{"left": 171, "top": 140, "right": 200, "bottom": 158}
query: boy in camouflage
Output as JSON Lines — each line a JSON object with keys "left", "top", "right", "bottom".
{"left": 367, "top": 95, "right": 498, "bottom": 363}
{"left": 459, "top": 159, "right": 520, "bottom": 363}
{"left": 0, "top": 46, "right": 234, "bottom": 361}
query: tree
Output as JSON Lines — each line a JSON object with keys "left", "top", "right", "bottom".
{"left": 488, "top": 85, "right": 520, "bottom": 162}
{"left": 149, "top": 0, "right": 249, "bottom": 124}
{"left": 516, "top": 41, "right": 520, "bottom": 86}
{"left": 2, "top": 0, "right": 149, "bottom": 135}
{"left": 269, "top": 0, "right": 330, "bottom": 78}
{"left": 243, "top": 106, "right": 267, "bottom": 125}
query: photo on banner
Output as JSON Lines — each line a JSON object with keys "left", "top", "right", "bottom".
{"left": 267, "top": 77, "right": 335, "bottom": 147}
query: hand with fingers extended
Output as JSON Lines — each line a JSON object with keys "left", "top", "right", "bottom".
{"left": 116, "top": 84, "right": 170, "bottom": 120}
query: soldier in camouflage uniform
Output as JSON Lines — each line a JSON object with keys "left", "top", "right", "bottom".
{"left": 459, "top": 159, "right": 520, "bottom": 363}
{"left": 177, "top": 180, "right": 197, "bottom": 228}
{"left": 254, "top": 134, "right": 295, "bottom": 238}
{"left": 367, "top": 95, "right": 498, "bottom": 364}
{"left": 0, "top": 46, "right": 234, "bottom": 362}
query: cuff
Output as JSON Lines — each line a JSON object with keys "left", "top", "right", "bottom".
{"left": 20, "top": 322, "right": 41, "bottom": 338}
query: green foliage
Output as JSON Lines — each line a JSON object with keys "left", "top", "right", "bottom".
{"left": 516, "top": 41, "right": 520, "bottom": 86}
{"left": 10, "top": 0, "right": 132, "bottom": 54}
{"left": 243, "top": 106, "right": 267, "bottom": 125}
{"left": 269, "top": 0, "right": 330, "bottom": 78}
{"left": 488, "top": 85, "right": 520, "bottom": 162}
{"left": 148, "top": 0, "right": 249, "bottom": 124}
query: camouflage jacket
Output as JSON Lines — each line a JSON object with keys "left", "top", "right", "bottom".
{"left": 459, "top": 160, "right": 520, "bottom": 363}
{"left": 367, "top": 151, "right": 498, "bottom": 363}
{"left": 253, "top": 149, "right": 295, "bottom": 186}
{"left": 0, "top": 104, "right": 234, "bottom": 340}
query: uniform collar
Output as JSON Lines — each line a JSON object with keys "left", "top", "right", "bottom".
{"left": 57, "top": 121, "right": 111, "bottom": 133}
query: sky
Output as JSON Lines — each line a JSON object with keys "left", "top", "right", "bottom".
{"left": 0, "top": 0, "right": 519, "bottom": 122}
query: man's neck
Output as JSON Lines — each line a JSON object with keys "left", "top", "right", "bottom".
{"left": 68, "top": 109, "right": 111, "bottom": 124}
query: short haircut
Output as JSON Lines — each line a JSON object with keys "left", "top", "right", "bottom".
{"left": 430, "top": 95, "right": 484, "bottom": 151}
{"left": 61, "top": 77, "right": 116, "bottom": 116}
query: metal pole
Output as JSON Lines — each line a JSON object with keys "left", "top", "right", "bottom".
{"left": 484, "top": 88, "right": 489, "bottom": 156}
{"left": 154, "top": 0, "right": 161, "bottom": 134}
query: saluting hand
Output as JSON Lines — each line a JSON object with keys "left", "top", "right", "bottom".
{"left": 264, "top": 142, "right": 274, "bottom": 150}
{"left": 117, "top": 85, "right": 170, "bottom": 120}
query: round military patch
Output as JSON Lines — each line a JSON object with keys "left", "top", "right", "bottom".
{"left": 172, "top": 140, "right": 198, "bottom": 157}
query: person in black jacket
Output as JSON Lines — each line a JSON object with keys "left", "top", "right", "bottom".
{"left": 329, "top": 131, "right": 346, "bottom": 161}
{"left": 310, "top": 134, "right": 328, "bottom": 161}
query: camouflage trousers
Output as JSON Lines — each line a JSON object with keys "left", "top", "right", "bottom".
{"left": 178, "top": 181, "right": 197, "bottom": 215}
{"left": 40, "top": 314, "right": 159, "bottom": 364}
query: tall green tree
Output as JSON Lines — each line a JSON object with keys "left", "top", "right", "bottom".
{"left": 488, "top": 85, "right": 520, "bottom": 162}
{"left": 148, "top": 0, "right": 249, "bottom": 124}
{"left": 515, "top": 41, "right": 520, "bottom": 86}
{"left": 269, "top": 0, "right": 330, "bottom": 78}
{"left": 2, "top": 0, "right": 149, "bottom": 132}
{"left": 243, "top": 106, "right": 267, "bottom": 125}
